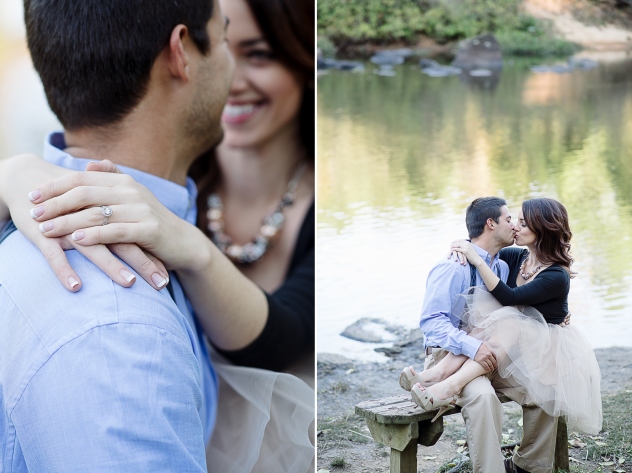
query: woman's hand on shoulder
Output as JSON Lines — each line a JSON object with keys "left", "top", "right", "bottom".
{"left": 30, "top": 160, "right": 208, "bottom": 274}
{"left": 449, "top": 239, "right": 483, "bottom": 267}
{"left": 447, "top": 238, "right": 468, "bottom": 265}
{"left": 5, "top": 156, "right": 169, "bottom": 291}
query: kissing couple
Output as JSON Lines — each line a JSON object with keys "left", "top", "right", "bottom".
{"left": 401, "top": 197, "right": 602, "bottom": 473}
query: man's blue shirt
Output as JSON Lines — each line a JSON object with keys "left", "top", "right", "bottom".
{"left": 0, "top": 133, "right": 217, "bottom": 472}
{"left": 419, "top": 244, "right": 509, "bottom": 359}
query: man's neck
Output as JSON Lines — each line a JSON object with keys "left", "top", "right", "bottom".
{"left": 470, "top": 236, "right": 501, "bottom": 264}
{"left": 63, "top": 114, "right": 202, "bottom": 186}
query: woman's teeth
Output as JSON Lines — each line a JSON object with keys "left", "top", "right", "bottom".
{"left": 223, "top": 103, "right": 256, "bottom": 117}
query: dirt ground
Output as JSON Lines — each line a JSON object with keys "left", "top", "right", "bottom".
{"left": 316, "top": 340, "right": 632, "bottom": 473}
{"left": 524, "top": 0, "right": 632, "bottom": 49}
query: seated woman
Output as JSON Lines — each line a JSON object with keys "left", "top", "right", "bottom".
{"left": 404, "top": 198, "right": 601, "bottom": 435}
{"left": 0, "top": 0, "right": 315, "bottom": 470}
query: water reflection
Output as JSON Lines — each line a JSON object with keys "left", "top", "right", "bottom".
{"left": 317, "top": 54, "right": 632, "bottom": 360}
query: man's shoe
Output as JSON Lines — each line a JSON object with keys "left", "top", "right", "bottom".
{"left": 504, "top": 458, "right": 530, "bottom": 473}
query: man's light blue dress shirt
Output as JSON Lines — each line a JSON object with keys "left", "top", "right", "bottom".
{"left": 0, "top": 133, "right": 217, "bottom": 472}
{"left": 419, "top": 244, "right": 509, "bottom": 359}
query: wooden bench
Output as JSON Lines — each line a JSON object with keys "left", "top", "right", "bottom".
{"left": 356, "top": 393, "right": 569, "bottom": 473}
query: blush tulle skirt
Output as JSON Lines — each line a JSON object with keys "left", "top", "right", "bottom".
{"left": 205, "top": 348, "right": 314, "bottom": 473}
{"left": 456, "top": 289, "right": 602, "bottom": 434}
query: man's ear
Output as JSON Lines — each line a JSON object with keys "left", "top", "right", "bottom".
{"left": 486, "top": 218, "right": 495, "bottom": 230}
{"left": 166, "top": 25, "right": 191, "bottom": 80}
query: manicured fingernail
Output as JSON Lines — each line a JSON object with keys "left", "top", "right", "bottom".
{"left": 30, "top": 206, "right": 45, "bottom": 218}
{"left": 71, "top": 231, "right": 85, "bottom": 241}
{"left": 120, "top": 269, "right": 136, "bottom": 283}
{"left": 28, "top": 189, "right": 41, "bottom": 202}
{"left": 68, "top": 276, "right": 80, "bottom": 289}
{"left": 39, "top": 221, "right": 54, "bottom": 233}
{"left": 151, "top": 273, "right": 168, "bottom": 288}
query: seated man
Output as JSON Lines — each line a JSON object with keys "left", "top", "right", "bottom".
{"left": 0, "top": 0, "right": 233, "bottom": 470}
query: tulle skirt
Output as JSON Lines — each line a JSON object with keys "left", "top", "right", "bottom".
{"left": 205, "top": 349, "right": 315, "bottom": 473}
{"left": 456, "top": 289, "right": 602, "bottom": 434}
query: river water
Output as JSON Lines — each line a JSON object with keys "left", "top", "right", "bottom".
{"left": 317, "top": 52, "right": 632, "bottom": 361}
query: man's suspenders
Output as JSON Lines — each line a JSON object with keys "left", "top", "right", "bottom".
{"left": 0, "top": 220, "right": 17, "bottom": 245}
{"left": 469, "top": 261, "right": 502, "bottom": 288}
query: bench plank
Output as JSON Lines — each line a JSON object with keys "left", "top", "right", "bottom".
{"left": 356, "top": 393, "right": 511, "bottom": 424}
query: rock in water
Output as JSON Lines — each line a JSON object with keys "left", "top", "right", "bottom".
{"left": 317, "top": 353, "right": 355, "bottom": 370}
{"left": 469, "top": 68, "right": 493, "bottom": 77}
{"left": 374, "top": 346, "right": 403, "bottom": 357}
{"left": 452, "top": 34, "right": 503, "bottom": 70}
{"left": 317, "top": 58, "right": 365, "bottom": 72}
{"left": 370, "top": 53, "right": 405, "bottom": 66}
{"left": 341, "top": 318, "right": 403, "bottom": 343}
{"left": 568, "top": 57, "right": 598, "bottom": 70}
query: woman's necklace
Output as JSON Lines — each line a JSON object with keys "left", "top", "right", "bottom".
{"left": 206, "top": 161, "right": 307, "bottom": 264}
{"left": 519, "top": 253, "right": 542, "bottom": 280}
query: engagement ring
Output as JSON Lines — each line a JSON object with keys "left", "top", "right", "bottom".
{"left": 101, "top": 206, "right": 113, "bottom": 226}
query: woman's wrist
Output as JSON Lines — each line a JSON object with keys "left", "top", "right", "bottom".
{"left": 172, "top": 224, "right": 213, "bottom": 273}
{"left": 471, "top": 256, "right": 485, "bottom": 268}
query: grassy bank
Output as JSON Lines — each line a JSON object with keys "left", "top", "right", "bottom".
{"left": 317, "top": 0, "right": 579, "bottom": 57}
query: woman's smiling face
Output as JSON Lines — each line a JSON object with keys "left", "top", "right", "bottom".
{"left": 219, "top": 0, "right": 303, "bottom": 149}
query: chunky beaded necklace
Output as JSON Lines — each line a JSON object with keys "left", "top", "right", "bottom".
{"left": 206, "top": 161, "right": 307, "bottom": 264}
{"left": 519, "top": 253, "right": 542, "bottom": 280}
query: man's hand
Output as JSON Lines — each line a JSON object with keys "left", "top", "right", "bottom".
{"left": 474, "top": 341, "right": 498, "bottom": 372}
{"left": 560, "top": 312, "right": 571, "bottom": 327}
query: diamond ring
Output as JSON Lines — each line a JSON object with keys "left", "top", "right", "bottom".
{"left": 101, "top": 206, "right": 113, "bottom": 226}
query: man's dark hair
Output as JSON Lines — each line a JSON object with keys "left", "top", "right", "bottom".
{"left": 465, "top": 197, "right": 507, "bottom": 239}
{"left": 24, "top": 0, "right": 214, "bottom": 130}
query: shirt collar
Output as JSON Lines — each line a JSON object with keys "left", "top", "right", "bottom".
{"left": 470, "top": 242, "right": 500, "bottom": 267}
{"left": 44, "top": 132, "right": 198, "bottom": 225}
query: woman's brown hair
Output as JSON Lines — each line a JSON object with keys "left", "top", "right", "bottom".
{"left": 246, "top": 0, "right": 314, "bottom": 157}
{"left": 522, "top": 198, "right": 575, "bottom": 277}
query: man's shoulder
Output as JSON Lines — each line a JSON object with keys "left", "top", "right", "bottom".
{"left": 428, "top": 257, "right": 468, "bottom": 279}
{"left": 0, "top": 231, "right": 189, "bottom": 351}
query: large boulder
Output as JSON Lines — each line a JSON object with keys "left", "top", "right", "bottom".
{"left": 341, "top": 317, "right": 405, "bottom": 343}
{"left": 452, "top": 34, "right": 503, "bottom": 70}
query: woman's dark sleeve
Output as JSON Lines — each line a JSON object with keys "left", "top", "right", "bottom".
{"left": 490, "top": 268, "right": 569, "bottom": 306}
{"left": 498, "top": 247, "right": 525, "bottom": 268}
{"left": 217, "top": 204, "right": 315, "bottom": 371}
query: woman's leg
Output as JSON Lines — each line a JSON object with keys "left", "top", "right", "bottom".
{"left": 419, "top": 358, "right": 489, "bottom": 401}
{"left": 419, "top": 319, "right": 520, "bottom": 400}
{"left": 405, "top": 352, "right": 469, "bottom": 387}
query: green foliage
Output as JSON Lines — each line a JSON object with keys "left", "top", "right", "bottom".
{"left": 317, "top": 0, "right": 580, "bottom": 57}
{"left": 318, "top": 36, "right": 338, "bottom": 58}
{"left": 330, "top": 456, "right": 346, "bottom": 468}
{"left": 421, "top": 0, "right": 522, "bottom": 42}
{"left": 317, "top": 0, "right": 426, "bottom": 44}
{"left": 495, "top": 30, "right": 579, "bottom": 56}
{"left": 495, "top": 16, "right": 579, "bottom": 56}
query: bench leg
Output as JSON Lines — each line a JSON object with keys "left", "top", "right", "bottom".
{"left": 390, "top": 443, "right": 417, "bottom": 473}
{"left": 553, "top": 417, "right": 569, "bottom": 472}
{"left": 417, "top": 417, "right": 444, "bottom": 446}
{"left": 365, "top": 420, "right": 419, "bottom": 473}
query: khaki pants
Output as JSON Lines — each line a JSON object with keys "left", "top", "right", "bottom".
{"left": 425, "top": 348, "right": 558, "bottom": 473}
